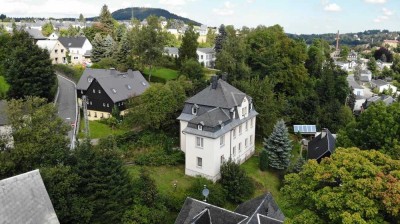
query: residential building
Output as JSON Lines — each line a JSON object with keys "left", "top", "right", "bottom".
{"left": 348, "top": 79, "right": 364, "bottom": 96}
{"left": 360, "top": 70, "right": 372, "bottom": 82}
{"left": 177, "top": 76, "right": 257, "bottom": 181}
{"left": 361, "top": 95, "right": 394, "bottom": 110}
{"left": 308, "top": 128, "right": 336, "bottom": 162}
{"left": 47, "top": 32, "right": 59, "bottom": 40}
{"left": 197, "top": 48, "right": 216, "bottom": 68}
{"left": 175, "top": 193, "right": 284, "bottom": 224}
{"left": 0, "top": 170, "right": 60, "bottom": 224}
{"left": 58, "top": 36, "right": 92, "bottom": 65}
{"left": 36, "top": 39, "right": 67, "bottom": 64}
{"left": 164, "top": 47, "right": 179, "bottom": 58}
{"left": 347, "top": 50, "right": 358, "bottom": 61}
{"left": 24, "top": 27, "right": 47, "bottom": 43}
{"left": 76, "top": 68, "right": 149, "bottom": 120}
{"left": 370, "top": 79, "right": 397, "bottom": 93}
{"left": 383, "top": 39, "right": 399, "bottom": 49}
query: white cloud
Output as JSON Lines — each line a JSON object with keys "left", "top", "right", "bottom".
{"left": 247, "top": 0, "right": 255, "bottom": 3}
{"left": 213, "top": 1, "right": 235, "bottom": 16}
{"left": 382, "top": 7, "right": 393, "bottom": 16}
{"left": 159, "top": 0, "right": 187, "bottom": 6}
{"left": 365, "top": 0, "right": 386, "bottom": 3}
{"left": 374, "top": 15, "right": 389, "bottom": 23}
{"left": 324, "top": 3, "right": 341, "bottom": 12}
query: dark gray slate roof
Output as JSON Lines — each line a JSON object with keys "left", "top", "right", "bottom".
{"left": 362, "top": 95, "right": 394, "bottom": 109}
{"left": 235, "top": 193, "right": 285, "bottom": 224}
{"left": 190, "top": 107, "right": 231, "bottom": 127}
{"left": 165, "top": 47, "right": 179, "bottom": 55}
{"left": 371, "top": 79, "right": 388, "bottom": 87}
{"left": 197, "top": 48, "right": 215, "bottom": 54}
{"left": 348, "top": 79, "right": 363, "bottom": 89}
{"left": 186, "top": 79, "right": 248, "bottom": 109}
{"left": 0, "top": 170, "right": 60, "bottom": 224}
{"left": 257, "top": 215, "right": 284, "bottom": 224}
{"left": 58, "top": 36, "right": 88, "bottom": 48}
{"left": 0, "top": 100, "right": 8, "bottom": 126}
{"left": 308, "top": 129, "right": 336, "bottom": 160}
{"left": 24, "top": 27, "right": 46, "bottom": 40}
{"left": 175, "top": 197, "right": 248, "bottom": 224}
{"left": 77, "top": 68, "right": 149, "bottom": 102}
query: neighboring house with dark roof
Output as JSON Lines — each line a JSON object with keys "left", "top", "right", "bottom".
{"left": 175, "top": 193, "right": 284, "bottom": 224}
{"left": 0, "top": 100, "right": 13, "bottom": 150}
{"left": 76, "top": 68, "right": 149, "bottom": 120}
{"left": 58, "top": 36, "right": 92, "bottom": 65}
{"left": 24, "top": 27, "right": 46, "bottom": 43}
{"left": 164, "top": 47, "right": 179, "bottom": 58}
{"left": 308, "top": 128, "right": 336, "bottom": 162}
{"left": 370, "top": 79, "right": 397, "bottom": 93}
{"left": 197, "top": 48, "right": 216, "bottom": 68}
{"left": 0, "top": 169, "right": 60, "bottom": 224}
{"left": 361, "top": 95, "right": 394, "bottom": 111}
{"left": 36, "top": 39, "right": 67, "bottom": 64}
{"left": 177, "top": 76, "right": 258, "bottom": 181}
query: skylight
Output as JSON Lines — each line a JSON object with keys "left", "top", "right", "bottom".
{"left": 142, "top": 82, "right": 147, "bottom": 86}
{"left": 126, "top": 84, "right": 132, "bottom": 90}
{"left": 111, "top": 88, "right": 117, "bottom": 94}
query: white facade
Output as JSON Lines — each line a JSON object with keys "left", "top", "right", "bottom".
{"left": 353, "top": 87, "right": 364, "bottom": 96}
{"left": 181, "top": 96, "right": 256, "bottom": 182}
{"left": 69, "top": 39, "right": 92, "bottom": 65}
{"left": 196, "top": 49, "right": 216, "bottom": 68}
{"left": 377, "top": 84, "right": 397, "bottom": 93}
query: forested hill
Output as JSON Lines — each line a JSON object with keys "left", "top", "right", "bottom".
{"left": 288, "top": 29, "right": 399, "bottom": 47}
{"left": 110, "top": 7, "right": 201, "bottom": 25}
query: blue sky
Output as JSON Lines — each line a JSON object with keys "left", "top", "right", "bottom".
{"left": 1, "top": 0, "right": 399, "bottom": 34}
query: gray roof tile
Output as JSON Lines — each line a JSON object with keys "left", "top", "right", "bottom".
{"left": 0, "top": 170, "right": 59, "bottom": 224}
{"left": 58, "top": 36, "right": 88, "bottom": 48}
{"left": 190, "top": 107, "right": 231, "bottom": 127}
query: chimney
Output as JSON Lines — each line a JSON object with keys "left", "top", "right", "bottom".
{"left": 321, "top": 128, "right": 327, "bottom": 138}
{"left": 211, "top": 76, "right": 218, "bottom": 89}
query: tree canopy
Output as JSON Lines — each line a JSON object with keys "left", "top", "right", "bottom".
{"left": 282, "top": 147, "right": 400, "bottom": 223}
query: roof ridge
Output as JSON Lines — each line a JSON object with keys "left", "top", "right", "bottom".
{"left": 244, "top": 194, "right": 269, "bottom": 224}
{"left": 189, "top": 197, "right": 249, "bottom": 218}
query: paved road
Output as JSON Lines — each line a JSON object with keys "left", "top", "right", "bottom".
{"left": 56, "top": 74, "right": 77, "bottom": 149}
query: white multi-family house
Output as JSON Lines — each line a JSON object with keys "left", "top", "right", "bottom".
{"left": 58, "top": 37, "right": 92, "bottom": 65}
{"left": 36, "top": 39, "right": 67, "bottom": 64}
{"left": 177, "top": 76, "right": 258, "bottom": 182}
{"left": 196, "top": 48, "right": 216, "bottom": 68}
{"left": 371, "top": 79, "right": 398, "bottom": 93}
{"left": 348, "top": 79, "right": 364, "bottom": 96}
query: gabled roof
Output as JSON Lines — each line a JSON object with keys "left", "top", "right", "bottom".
{"left": 0, "top": 100, "right": 8, "bottom": 126}
{"left": 175, "top": 197, "right": 248, "bottom": 224}
{"left": 24, "top": 27, "right": 46, "bottom": 40}
{"left": 308, "top": 129, "right": 336, "bottom": 160}
{"left": 0, "top": 170, "right": 59, "bottom": 224}
{"left": 348, "top": 79, "right": 363, "bottom": 90}
{"left": 58, "top": 36, "right": 88, "bottom": 49}
{"left": 257, "top": 214, "right": 284, "bottom": 224}
{"left": 371, "top": 79, "right": 388, "bottom": 87}
{"left": 36, "top": 40, "right": 58, "bottom": 51}
{"left": 197, "top": 48, "right": 215, "bottom": 54}
{"left": 190, "top": 107, "right": 231, "bottom": 127}
{"left": 186, "top": 79, "right": 248, "bottom": 109}
{"left": 363, "top": 95, "right": 394, "bottom": 109}
{"left": 77, "top": 68, "right": 149, "bottom": 103}
{"left": 165, "top": 47, "right": 179, "bottom": 55}
{"left": 234, "top": 193, "right": 285, "bottom": 224}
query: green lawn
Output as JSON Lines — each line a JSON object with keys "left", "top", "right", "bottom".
{"left": 0, "top": 76, "right": 9, "bottom": 97}
{"left": 144, "top": 67, "right": 179, "bottom": 81}
{"left": 78, "top": 120, "right": 127, "bottom": 139}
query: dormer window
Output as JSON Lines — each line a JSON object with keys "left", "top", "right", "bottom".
{"left": 192, "top": 104, "right": 199, "bottom": 115}
{"left": 198, "top": 125, "right": 203, "bottom": 131}
{"left": 93, "top": 89, "right": 95, "bottom": 93}
{"left": 98, "top": 90, "right": 101, "bottom": 94}
{"left": 233, "top": 111, "right": 236, "bottom": 119}
{"left": 87, "top": 76, "right": 92, "bottom": 83}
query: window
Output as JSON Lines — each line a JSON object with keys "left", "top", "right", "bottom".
{"left": 251, "top": 118, "right": 254, "bottom": 127}
{"left": 239, "top": 125, "right": 242, "bottom": 135}
{"left": 93, "top": 89, "right": 95, "bottom": 93}
{"left": 232, "top": 128, "right": 236, "bottom": 139}
{"left": 246, "top": 121, "right": 248, "bottom": 130}
{"left": 201, "top": 55, "right": 203, "bottom": 59}
{"left": 101, "top": 113, "right": 104, "bottom": 118}
{"left": 242, "top": 107, "right": 247, "bottom": 117}
{"left": 239, "top": 143, "right": 242, "bottom": 153}
{"left": 107, "top": 103, "right": 109, "bottom": 107}
{"left": 98, "top": 90, "right": 101, "bottom": 94}
{"left": 55, "top": 49, "right": 58, "bottom": 53}
{"left": 88, "top": 111, "right": 91, "bottom": 117}
{"left": 80, "top": 90, "right": 83, "bottom": 94}
{"left": 197, "top": 157, "right": 202, "bottom": 167}
{"left": 220, "top": 134, "right": 225, "bottom": 147}
{"left": 233, "top": 146, "right": 236, "bottom": 156}
{"left": 111, "top": 88, "right": 117, "bottom": 94}
{"left": 245, "top": 138, "right": 248, "bottom": 148}
{"left": 94, "top": 112, "right": 97, "bottom": 118}
{"left": 87, "top": 77, "right": 93, "bottom": 83}
{"left": 192, "top": 106, "right": 198, "bottom": 115}
{"left": 196, "top": 137, "right": 204, "bottom": 148}
{"left": 220, "top": 155, "right": 225, "bottom": 164}
{"left": 232, "top": 111, "right": 236, "bottom": 119}
{"left": 61, "top": 49, "right": 64, "bottom": 53}
{"left": 121, "top": 102, "right": 124, "bottom": 105}
{"left": 103, "top": 103, "right": 105, "bottom": 107}
{"left": 55, "top": 57, "right": 58, "bottom": 62}
{"left": 250, "top": 135, "right": 253, "bottom": 145}
{"left": 198, "top": 125, "right": 203, "bottom": 131}
{"left": 89, "top": 101, "right": 92, "bottom": 105}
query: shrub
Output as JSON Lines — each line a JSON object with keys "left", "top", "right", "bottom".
{"left": 186, "top": 177, "right": 227, "bottom": 207}
{"left": 54, "top": 64, "right": 84, "bottom": 83}
{"left": 134, "top": 149, "right": 184, "bottom": 166}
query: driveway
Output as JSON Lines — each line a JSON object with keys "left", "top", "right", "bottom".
{"left": 56, "top": 74, "right": 78, "bottom": 149}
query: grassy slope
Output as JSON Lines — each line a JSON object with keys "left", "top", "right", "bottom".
{"left": 78, "top": 120, "right": 127, "bottom": 139}
{"left": 144, "top": 67, "right": 179, "bottom": 81}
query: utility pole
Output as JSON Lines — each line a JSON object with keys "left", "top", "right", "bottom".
{"left": 335, "top": 30, "right": 340, "bottom": 51}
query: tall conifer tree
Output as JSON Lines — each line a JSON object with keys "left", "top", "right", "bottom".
{"left": 264, "top": 119, "right": 292, "bottom": 170}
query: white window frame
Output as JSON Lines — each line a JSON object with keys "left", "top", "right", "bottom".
{"left": 233, "top": 128, "right": 236, "bottom": 139}
{"left": 220, "top": 134, "right": 225, "bottom": 147}
{"left": 239, "top": 143, "right": 242, "bottom": 153}
{"left": 197, "top": 157, "right": 202, "bottom": 168}
{"left": 198, "top": 125, "right": 203, "bottom": 131}
{"left": 93, "top": 89, "right": 95, "bottom": 93}
{"left": 192, "top": 106, "right": 198, "bottom": 115}
{"left": 233, "top": 146, "right": 236, "bottom": 156}
{"left": 239, "top": 125, "right": 242, "bottom": 135}
{"left": 98, "top": 90, "right": 101, "bottom": 94}
{"left": 196, "top": 136, "right": 204, "bottom": 148}
{"left": 220, "top": 155, "right": 225, "bottom": 164}
{"left": 245, "top": 138, "right": 248, "bottom": 148}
